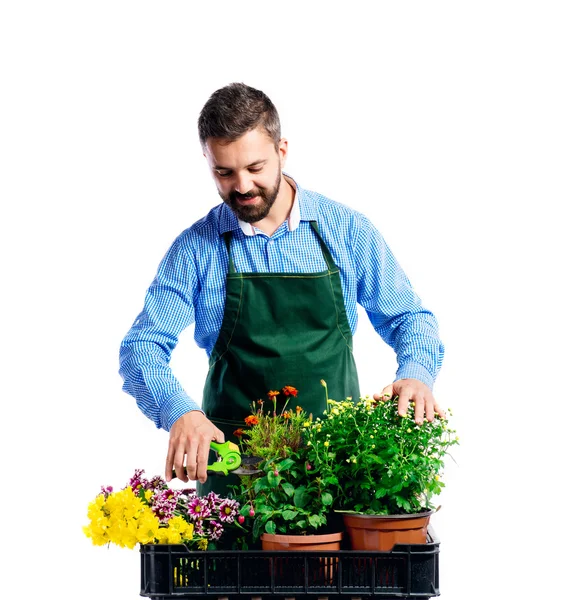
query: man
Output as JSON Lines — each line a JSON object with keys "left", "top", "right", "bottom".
{"left": 119, "top": 82, "right": 445, "bottom": 493}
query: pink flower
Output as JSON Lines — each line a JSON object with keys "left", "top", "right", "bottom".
{"left": 207, "top": 520, "right": 224, "bottom": 541}
{"left": 218, "top": 499, "right": 239, "bottom": 523}
{"left": 187, "top": 496, "right": 211, "bottom": 520}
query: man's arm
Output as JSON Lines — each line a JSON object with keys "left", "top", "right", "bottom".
{"left": 353, "top": 214, "right": 445, "bottom": 422}
{"left": 119, "top": 235, "right": 201, "bottom": 429}
{"left": 118, "top": 234, "right": 224, "bottom": 482}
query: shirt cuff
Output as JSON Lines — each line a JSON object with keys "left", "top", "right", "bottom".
{"left": 161, "top": 391, "right": 204, "bottom": 432}
{"left": 395, "top": 362, "right": 435, "bottom": 390}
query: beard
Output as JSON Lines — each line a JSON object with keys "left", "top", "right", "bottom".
{"left": 220, "top": 170, "right": 282, "bottom": 223}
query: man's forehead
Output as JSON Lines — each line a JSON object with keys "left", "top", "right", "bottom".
{"left": 205, "top": 130, "right": 277, "bottom": 167}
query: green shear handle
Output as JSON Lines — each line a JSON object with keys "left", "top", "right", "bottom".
{"left": 170, "top": 440, "right": 243, "bottom": 479}
{"left": 206, "top": 440, "right": 242, "bottom": 476}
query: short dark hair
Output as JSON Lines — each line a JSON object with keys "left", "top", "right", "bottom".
{"left": 198, "top": 82, "right": 281, "bottom": 148}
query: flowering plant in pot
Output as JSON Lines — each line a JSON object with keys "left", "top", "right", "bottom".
{"left": 83, "top": 469, "right": 249, "bottom": 550}
{"left": 304, "top": 383, "right": 459, "bottom": 550}
{"left": 233, "top": 386, "right": 342, "bottom": 550}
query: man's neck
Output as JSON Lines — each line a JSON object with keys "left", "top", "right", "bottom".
{"left": 251, "top": 174, "right": 295, "bottom": 237}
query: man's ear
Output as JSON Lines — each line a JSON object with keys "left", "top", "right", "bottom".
{"left": 279, "top": 138, "right": 289, "bottom": 167}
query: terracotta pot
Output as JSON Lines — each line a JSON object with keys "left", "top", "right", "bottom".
{"left": 342, "top": 510, "right": 434, "bottom": 551}
{"left": 261, "top": 531, "right": 343, "bottom": 586}
{"left": 260, "top": 531, "right": 342, "bottom": 551}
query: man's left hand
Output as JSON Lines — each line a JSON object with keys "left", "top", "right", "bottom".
{"left": 374, "top": 378, "right": 445, "bottom": 423}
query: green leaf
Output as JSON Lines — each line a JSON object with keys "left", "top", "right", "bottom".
{"left": 294, "top": 486, "right": 309, "bottom": 508}
{"left": 267, "top": 471, "right": 282, "bottom": 487}
{"left": 277, "top": 458, "right": 296, "bottom": 472}
{"left": 282, "top": 509, "right": 299, "bottom": 521}
{"left": 254, "top": 477, "right": 270, "bottom": 492}
{"left": 321, "top": 492, "right": 333, "bottom": 506}
{"left": 265, "top": 520, "right": 276, "bottom": 534}
{"left": 281, "top": 482, "right": 295, "bottom": 497}
{"left": 374, "top": 488, "right": 388, "bottom": 499}
{"left": 308, "top": 514, "right": 322, "bottom": 528}
{"left": 252, "top": 517, "right": 262, "bottom": 539}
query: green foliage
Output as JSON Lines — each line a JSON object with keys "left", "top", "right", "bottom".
{"left": 236, "top": 454, "right": 333, "bottom": 541}
{"left": 232, "top": 387, "right": 336, "bottom": 541}
{"left": 305, "top": 394, "right": 459, "bottom": 515}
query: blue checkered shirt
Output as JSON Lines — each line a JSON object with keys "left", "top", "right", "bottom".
{"left": 119, "top": 175, "right": 444, "bottom": 431}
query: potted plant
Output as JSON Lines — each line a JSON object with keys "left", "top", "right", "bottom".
{"left": 83, "top": 468, "right": 249, "bottom": 550}
{"left": 305, "top": 382, "right": 459, "bottom": 550}
{"left": 233, "top": 386, "right": 342, "bottom": 551}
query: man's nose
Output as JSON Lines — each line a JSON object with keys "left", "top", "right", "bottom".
{"left": 234, "top": 172, "right": 253, "bottom": 194}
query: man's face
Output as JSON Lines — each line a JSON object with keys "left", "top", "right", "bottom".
{"left": 203, "top": 127, "right": 287, "bottom": 223}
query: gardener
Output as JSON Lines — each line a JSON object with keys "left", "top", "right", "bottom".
{"left": 119, "top": 82, "right": 445, "bottom": 494}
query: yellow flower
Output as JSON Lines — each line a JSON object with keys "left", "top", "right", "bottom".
{"left": 324, "top": 441, "right": 330, "bottom": 447}
{"left": 197, "top": 538, "right": 208, "bottom": 550}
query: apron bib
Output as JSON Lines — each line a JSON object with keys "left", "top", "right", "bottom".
{"left": 198, "top": 221, "right": 359, "bottom": 495}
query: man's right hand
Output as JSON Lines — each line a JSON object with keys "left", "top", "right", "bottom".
{"left": 165, "top": 411, "right": 225, "bottom": 484}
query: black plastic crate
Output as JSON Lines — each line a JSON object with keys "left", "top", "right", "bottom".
{"left": 140, "top": 527, "right": 440, "bottom": 599}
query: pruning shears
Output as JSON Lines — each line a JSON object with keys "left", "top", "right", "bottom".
{"left": 172, "top": 441, "right": 261, "bottom": 479}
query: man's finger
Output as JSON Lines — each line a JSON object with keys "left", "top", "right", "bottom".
{"left": 413, "top": 394, "right": 425, "bottom": 424}
{"left": 424, "top": 391, "right": 436, "bottom": 422}
{"left": 183, "top": 443, "right": 197, "bottom": 482}
{"left": 165, "top": 445, "right": 175, "bottom": 482}
{"left": 434, "top": 398, "right": 446, "bottom": 420}
{"left": 374, "top": 384, "right": 394, "bottom": 401}
{"left": 397, "top": 390, "right": 411, "bottom": 417}
{"left": 196, "top": 439, "right": 211, "bottom": 484}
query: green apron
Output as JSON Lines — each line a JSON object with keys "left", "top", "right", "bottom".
{"left": 198, "top": 221, "right": 359, "bottom": 495}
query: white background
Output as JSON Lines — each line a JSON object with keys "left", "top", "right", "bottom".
{"left": 1, "top": 2, "right": 567, "bottom": 599}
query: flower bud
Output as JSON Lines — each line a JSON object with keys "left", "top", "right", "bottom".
{"left": 249, "top": 508, "right": 255, "bottom": 517}
{"left": 238, "top": 515, "right": 245, "bottom": 524}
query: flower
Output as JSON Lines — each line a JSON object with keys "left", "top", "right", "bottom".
{"left": 282, "top": 385, "right": 298, "bottom": 397}
{"left": 187, "top": 496, "right": 212, "bottom": 520}
{"left": 83, "top": 469, "right": 249, "bottom": 550}
{"left": 305, "top": 388, "right": 459, "bottom": 515}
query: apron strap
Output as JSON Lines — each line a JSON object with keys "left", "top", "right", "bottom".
{"left": 309, "top": 221, "right": 336, "bottom": 272}
{"left": 223, "top": 232, "right": 237, "bottom": 274}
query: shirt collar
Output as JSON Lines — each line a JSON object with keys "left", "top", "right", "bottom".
{"left": 219, "top": 172, "right": 317, "bottom": 236}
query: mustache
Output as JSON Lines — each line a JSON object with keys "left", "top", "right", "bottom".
{"left": 230, "top": 189, "right": 264, "bottom": 201}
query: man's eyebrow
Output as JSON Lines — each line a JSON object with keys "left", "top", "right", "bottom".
{"left": 214, "top": 159, "right": 267, "bottom": 171}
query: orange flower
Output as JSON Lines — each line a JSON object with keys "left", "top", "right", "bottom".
{"left": 295, "top": 405, "right": 303, "bottom": 414}
{"left": 282, "top": 386, "right": 298, "bottom": 397}
{"left": 244, "top": 415, "right": 259, "bottom": 426}
{"left": 267, "top": 390, "right": 280, "bottom": 399}
{"left": 233, "top": 428, "right": 245, "bottom": 438}
{"left": 257, "top": 399, "right": 264, "bottom": 406}
{"left": 283, "top": 411, "right": 291, "bottom": 420}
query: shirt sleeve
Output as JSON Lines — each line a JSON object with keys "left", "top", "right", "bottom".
{"left": 353, "top": 214, "right": 444, "bottom": 389}
{"left": 119, "top": 234, "right": 203, "bottom": 431}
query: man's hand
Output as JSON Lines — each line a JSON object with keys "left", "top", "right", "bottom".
{"left": 374, "top": 378, "right": 445, "bottom": 423}
{"left": 165, "top": 411, "right": 225, "bottom": 484}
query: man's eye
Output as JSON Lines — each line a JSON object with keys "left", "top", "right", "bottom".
{"left": 217, "top": 171, "right": 231, "bottom": 178}
{"left": 249, "top": 167, "right": 262, "bottom": 174}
